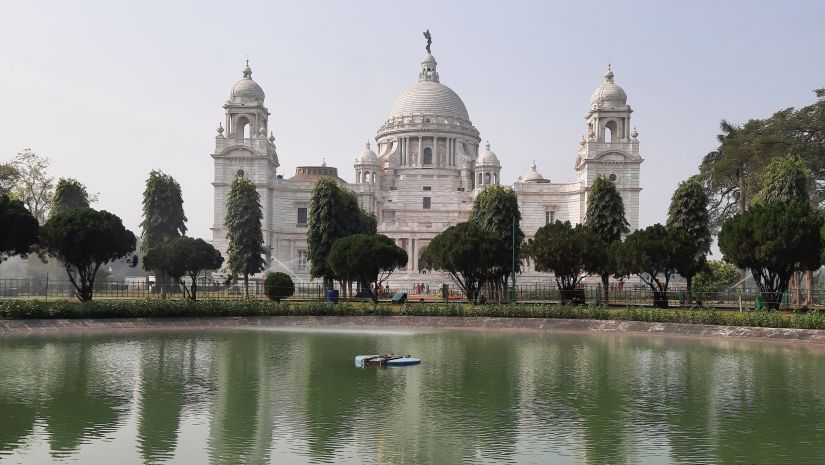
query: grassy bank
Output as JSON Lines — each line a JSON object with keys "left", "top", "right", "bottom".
{"left": 1, "top": 300, "right": 824, "bottom": 330}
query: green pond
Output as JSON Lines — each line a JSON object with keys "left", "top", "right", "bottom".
{"left": 1, "top": 326, "right": 824, "bottom": 464}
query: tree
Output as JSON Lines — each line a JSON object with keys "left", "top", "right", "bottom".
{"left": 419, "top": 222, "right": 506, "bottom": 303}
{"left": 140, "top": 170, "right": 187, "bottom": 297}
{"left": 469, "top": 186, "right": 524, "bottom": 298}
{"left": 264, "top": 272, "right": 295, "bottom": 302}
{"left": 666, "top": 179, "right": 711, "bottom": 302}
{"left": 327, "top": 234, "right": 407, "bottom": 303}
{"left": 585, "top": 175, "right": 629, "bottom": 301}
{"left": 525, "top": 221, "right": 606, "bottom": 304}
{"left": 0, "top": 163, "right": 18, "bottom": 196}
{"left": 753, "top": 154, "right": 813, "bottom": 206}
{"left": 40, "top": 208, "right": 136, "bottom": 302}
{"left": 224, "top": 176, "right": 265, "bottom": 297}
{"left": 10, "top": 149, "right": 54, "bottom": 223}
{"left": 620, "top": 224, "right": 680, "bottom": 307}
{"left": 50, "top": 178, "right": 97, "bottom": 217}
{"left": 693, "top": 260, "right": 742, "bottom": 295}
{"left": 0, "top": 194, "right": 39, "bottom": 263}
{"left": 142, "top": 237, "right": 223, "bottom": 300}
{"left": 718, "top": 203, "right": 823, "bottom": 310}
{"left": 306, "top": 178, "right": 375, "bottom": 289}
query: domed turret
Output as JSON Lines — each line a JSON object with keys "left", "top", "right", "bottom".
{"left": 523, "top": 162, "right": 548, "bottom": 183}
{"left": 230, "top": 61, "right": 265, "bottom": 103}
{"left": 355, "top": 141, "right": 379, "bottom": 164}
{"left": 590, "top": 65, "right": 627, "bottom": 108}
{"left": 476, "top": 142, "right": 500, "bottom": 166}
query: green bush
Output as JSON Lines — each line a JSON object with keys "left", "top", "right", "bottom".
{"left": 264, "top": 272, "right": 295, "bottom": 302}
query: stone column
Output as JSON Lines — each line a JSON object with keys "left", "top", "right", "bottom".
{"left": 418, "top": 136, "right": 422, "bottom": 167}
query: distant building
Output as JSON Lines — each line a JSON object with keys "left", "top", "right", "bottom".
{"left": 212, "top": 46, "right": 642, "bottom": 286}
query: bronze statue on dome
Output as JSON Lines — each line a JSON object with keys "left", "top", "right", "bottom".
{"left": 423, "top": 29, "right": 432, "bottom": 54}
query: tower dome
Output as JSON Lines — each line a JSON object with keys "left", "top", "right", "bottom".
{"left": 476, "top": 142, "right": 500, "bottom": 165}
{"left": 590, "top": 65, "right": 627, "bottom": 108}
{"left": 230, "top": 61, "right": 265, "bottom": 103}
{"left": 355, "top": 141, "right": 379, "bottom": 164}
{"left": 523, "top": 162, "right": 548, "bottom": 183}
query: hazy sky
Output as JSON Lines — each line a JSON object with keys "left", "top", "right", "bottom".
{"left": 1, "top": 0, "right": 823, "bottom": 242}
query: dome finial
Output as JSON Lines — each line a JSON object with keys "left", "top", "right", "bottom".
{"left": 321, "top": 157, "right": 327, "bottom": 167}
{"left": 423, "top": 29, "right": 432, "bottom": 54}
{"left": 243, "top": 59, "right": 252, "bottom": 78}
{"left": 486, "top": 140, "right": 491, "bottom": 149}
{"left": 604, "top": 63, "right": 614, "bottom": 82}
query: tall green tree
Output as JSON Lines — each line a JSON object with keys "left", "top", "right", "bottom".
{"left": 327, "top": 234, "right": 407, "bottom": 303}
{"left": 525, "top": 221, "right": 606, "bottom": 304}
{"left": 620, "top": 224, "right": 680, "bottom": 307}
{"left": 719, "top": 202, "right": 823, "bottom": 310}
{"left": 469, "top": 186, "right": 524, "bottom": 298}
{"left": 585, "top": 175, "right": 629, "bottom": 301}
{"left": 419, "top": 222, "right": 506, "bottom": 303}
{"left": 224, "top": 176, "right": 265, "bottom": 297}
{"left": 40, "top": 208, "right": 136, "bottom": 302}
{"left": 753, "top": 154, "right": 813, "bottom": 206}
{"left": 306, "top": 178, "right": 375, "bottom": 289}
{"left": 140, "top": 170, "right": 187, "bottom": 297}
{"left": 666, "top": 179, "right": 711, "bottom": 302}
{"left": 50, "top": 178, "right": 96, "bottom": 218}
{"left": 10, "top": 149, "right": 54, "bottom": 223}
{"left": 0, "top": 194, "right": 39, "bottom": 263}
{"left": 0, "top": 163, "right": 18, "bottom": 196}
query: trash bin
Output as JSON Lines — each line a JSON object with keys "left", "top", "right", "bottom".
{"left": 326, "top": 289, "right": 339, "bottom": 303}
{"left": 755, "top": 295, "right": 765, "bottom": 310}
{"left": 678, "top": 291, "right": 686, "bottom": 305}
{"left": 442, "top": 284, "right": 449, "bottom": 302}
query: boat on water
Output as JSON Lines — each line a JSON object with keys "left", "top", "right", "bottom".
{"left": 355, "top": 354, "right": 421, "bottom": 367}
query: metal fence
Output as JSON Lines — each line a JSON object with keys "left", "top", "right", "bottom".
{"left": 2, "top": 277, "right": 824, "bottom": 309}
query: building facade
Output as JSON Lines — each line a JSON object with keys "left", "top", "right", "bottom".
{"left": 211, "top": 49, "right": 642, "bottom": 287}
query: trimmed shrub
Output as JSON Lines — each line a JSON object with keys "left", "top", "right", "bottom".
{"left": 264, "top": 272, "right": 295, "bottom": 301}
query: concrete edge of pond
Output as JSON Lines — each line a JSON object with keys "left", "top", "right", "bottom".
{"left": 2, "top": 315, "right": 825, "bottom": 344}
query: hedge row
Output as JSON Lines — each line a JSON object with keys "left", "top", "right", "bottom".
{"left": 1, "top": 300, "right": 824, "bottom": 330}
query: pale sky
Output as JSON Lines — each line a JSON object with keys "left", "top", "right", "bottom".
{"left": 1, "top": 0, "right": 823, "bottom": 243}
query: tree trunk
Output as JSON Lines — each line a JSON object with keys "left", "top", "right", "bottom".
{"left": 686, "top": 275, "right": 693, "bottom": 306}
{"left": 601, "top": 273, "right": 610, "bottom": 304}
{"left": 805, "top": 271, "right": 813, "bottom": 306}
{"left": 243, "top": 273, "right": 249, "bottom": 298}
{"left": 191, "top": 280, "right": 197, "bottom": 301}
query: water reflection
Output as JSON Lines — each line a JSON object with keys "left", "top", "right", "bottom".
{"left": 0, "top": 329, "right": 824, "bottom": 464}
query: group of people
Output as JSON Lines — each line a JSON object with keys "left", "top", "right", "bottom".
{"left": 413, "top": 283, "right": 430, "bottom": 295}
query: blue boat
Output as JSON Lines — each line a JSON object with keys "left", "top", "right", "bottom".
{"left": 355, "top": 354, "right": 421, "bottom": 367}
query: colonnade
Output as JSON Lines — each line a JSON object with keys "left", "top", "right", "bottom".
{"left": 398, "top": 135, "right": 460, "bottom": 167}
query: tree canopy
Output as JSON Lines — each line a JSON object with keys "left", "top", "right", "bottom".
{"left": 327, "top": 234, "right": 407, "bottom": 302}
{"left": 264, "top": 272, "right": 295, "bottom": 302}
{"left": 693, "top": 260, "right": 742, "bottom": 294}
{"left": 620, "top": 224, "right": 681, "bottom": 307}
{"left": 666, "top": 179, "right": 711, "bottom": 299}
{"left": 525, "top": 221, "right": 606, "bottom": 302}
{"left": 419, "top": 222, "right": 506, "bottom": 303}
{"left": 40, "top": 208, "right": 136, "bottom": 302}
{"left": 224, "top": 176, "right": 265, "bottom": 296}
{"left": 306, "top": 177, "right": 375, "bottom": 286}
{"left": 10, "top": 149, "right": 54, "bottom": 223}
{"left": 469, "top": 186, "right": 524, "bottom": 296}
{"left": 718, "top": 202, "right": 823, "bottom": 310}
{"left": 699, "top": 90, "right": 825, "bottom": 230}
{"left": 585, "top": 175, "right": 629, "bottom": 300}
{"left": 0, "top": 194, "right": 39, "bottom": 263}
{"left": 753, "top": 154, "right": 814, "bottom": 206}
{"left": 50, "top": 178, "right": 96, "bottom": 217}
{"left": 142, "top": 236, "right": 223, "bottom": 300}
{"left": 140, "top": 170, "right": 187, "bottom": 253}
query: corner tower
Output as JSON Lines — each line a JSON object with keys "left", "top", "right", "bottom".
{"left": 211, "top": 61, "right": 279, "bottom": 272}
{"left": 575, "top": 65, "right": 642, "bottom": 231}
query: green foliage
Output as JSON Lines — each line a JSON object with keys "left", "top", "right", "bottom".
{"left": 40, "top": 208, "right": 136, "bottom": 302}
{"left": 0, "top": 194, "right": 39, "bottom": 262}
{"left": 420, "top": 222, "right": 506, "bottom": 303}
{"left": 264, "top": 272, "right": 295, "bottom": 301}
{"left": 10, "top": 148, "right": 54, "bottom": 223}
{"left": 224, "top": 176, "right": 265, "bottom": 296}
{"left": 469, "top": 186, "right": 524, "bottom": 284}
{"left": 693, "top": 260, "right": 742, "bottom": 293}
{"left": 753, "top": 154, "right": 813, "bottom": 206}
{"left": 666, "top": 179, "right": 711, "bottom": 298}
{"left": 719, "top": 202, "right": 823, "bottom": 310}
{"left": 140, "top": 170, "right": 187, "bottom": 254}
{"left": 525, "top": 221, "right": 606, "bottom": 299}
{"left": 585, "top": 175, "right": 629, "bottom": 244}
{"left": 50, "top": 178, "right": 96, "bottom": 217}
{"left": 699, "top": 91, "right": 825, "bottom": 230}
{"left": 306, "top": 178, "right": 374, "bottom": 283}
{"left": 620, "top": 224, "right": 680, "bottom": 307}
{"left": 327, "top": 234, "right": 407, "bottom": 302}
{"left": 143, "top": 237, "right": 223, "bottom": 300}
{"left": 0, "top": 163, "right": 18, "bottom": 196}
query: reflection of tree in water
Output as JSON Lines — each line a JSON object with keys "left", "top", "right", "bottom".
{"left": 138, "top": 338, "right": 186, "bottom": 463}
{"left": 39, "top": 339, "right": 132, "bottom": 457}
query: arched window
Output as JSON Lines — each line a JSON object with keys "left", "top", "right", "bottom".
{"left": 485, "top": 172, "right": 491, "bottom": 185}
{"left": 478, "top": 173, "right": 483, "bottom": 185}
{"left": 356, "top": 170, "right": 361, "bottom": 183}
{"left": 423, "top": 147, "right": 433, "bottom": 165}
{"left": 237, "top": 116, "right": 250, "bottom": 140}
{"left": 604, "top": 120, "right": 618, "bottom": 143}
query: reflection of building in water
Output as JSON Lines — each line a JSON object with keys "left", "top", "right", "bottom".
{"left": 211, "top": 38, "right": 643, "bottom": 286}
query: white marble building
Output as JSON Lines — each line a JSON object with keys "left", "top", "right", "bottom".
{"left": 211, "top": 49, "right": 642, "bottom": 286}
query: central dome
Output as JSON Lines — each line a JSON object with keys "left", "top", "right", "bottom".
{"left": 388, "top": 80, "right": 470, "bottom": 121}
